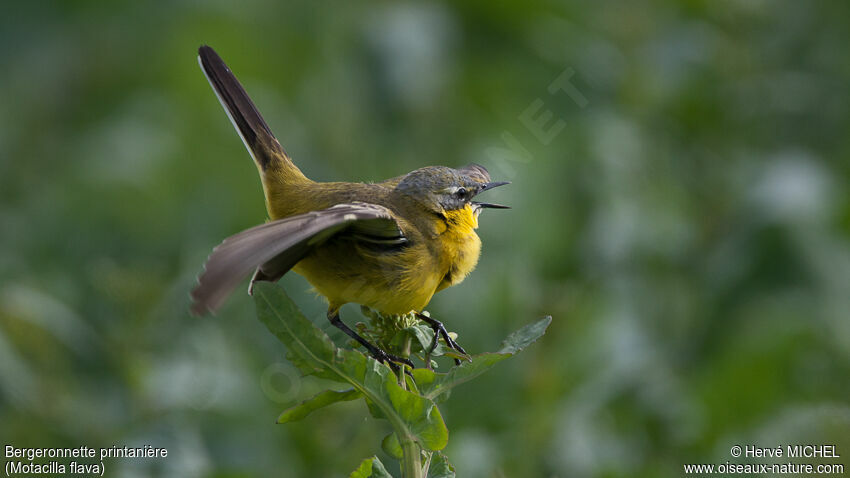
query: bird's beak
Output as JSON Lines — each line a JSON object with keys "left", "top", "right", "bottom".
{"left": 472, "top": 181, "right": 511, "bottom": 210}
{"left": 471, "top": 201, "right": 511, "bottom": 209}
{"left": 479, "top": 181, "right": 510, "bottom": 193}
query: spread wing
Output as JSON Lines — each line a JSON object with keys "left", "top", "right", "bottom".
{"left": 190, "top": 202, "right": 406, "bottom": 315}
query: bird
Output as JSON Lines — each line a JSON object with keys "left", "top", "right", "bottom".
{"left": 190, "top": 45, "right": 509, "bottom": 367}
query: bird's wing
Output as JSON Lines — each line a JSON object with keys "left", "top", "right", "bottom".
{"left": 197, "top": 45, "right": 290, "bottom": 172}
{"left": 191, "top": 202, "right": 406, "bottom": 315}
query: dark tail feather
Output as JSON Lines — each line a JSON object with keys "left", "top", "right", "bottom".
{"left": 197, "top": 45, "right": 298, "bottom": 174}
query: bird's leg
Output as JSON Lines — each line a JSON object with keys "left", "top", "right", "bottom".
{"left": 415, "top": 313, "right": 468, "bottom": 365}
{"left": 328, "top": 309, "right": 414, "bottom": 370}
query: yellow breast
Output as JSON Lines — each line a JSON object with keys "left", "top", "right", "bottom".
{"left": 436, "top": 204, "right": 482, "bottom": 291}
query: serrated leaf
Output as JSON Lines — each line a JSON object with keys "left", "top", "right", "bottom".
{"left": 277, "top": 388, "right": 361, "bottom": 423}
{"left": 254, "top": 282, "right": 340, "bottom": 378}
{"left": 415, "top": 317, "right": 552, "bottom": 401}
{"left": 498, "top": 316, "right": 552, "bottom": 355}
{"left": 381, "top": 433, "right": 403, "bottom": 460}
{"left": 418, "top": 354, "right": 507, "bottom": 401}
{"left": 350, "top": 456, "right": 394, "bottom": 478}
{"left": 253, "top": 282, "right": 448, "bottom": 451}
{"left": 427, "top": 452, "right": 455, "bottom": 478}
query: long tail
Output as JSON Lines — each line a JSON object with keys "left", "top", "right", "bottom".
{"left": 197, "top": 46, "right": 309, "bottom": 195}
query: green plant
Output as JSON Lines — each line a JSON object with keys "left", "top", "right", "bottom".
{"left": 253, "top": 282, "right": 551, "bottom": 477}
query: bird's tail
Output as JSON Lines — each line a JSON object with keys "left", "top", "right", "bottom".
{"left": 197, "top": 45, "right": 310, "bottom": 211}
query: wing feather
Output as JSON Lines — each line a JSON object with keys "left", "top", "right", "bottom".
{"left": 191, "top": 202, "right": 405, "bottom": 315}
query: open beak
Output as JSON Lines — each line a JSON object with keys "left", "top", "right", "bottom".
{"left": 472, "top": 201, "right": 511, "bottom": 209}
{"left": 472, "top": 181, "right": 511, "bottom": 210}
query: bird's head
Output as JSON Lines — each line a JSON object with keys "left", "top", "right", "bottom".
{"left": 395, "top": 164, "right": 510, "bottom": 217}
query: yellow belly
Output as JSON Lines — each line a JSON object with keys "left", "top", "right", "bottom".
{"left": 293, "top": 241, "right": 442, "bottom": 314}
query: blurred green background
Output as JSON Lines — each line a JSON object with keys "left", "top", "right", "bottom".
{"left": 2, "top": 1, "right": 849, "bottom": 477}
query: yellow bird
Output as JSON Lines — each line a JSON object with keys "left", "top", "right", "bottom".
{"left": 191, "top": 46, "right": 509, "bottom": 366}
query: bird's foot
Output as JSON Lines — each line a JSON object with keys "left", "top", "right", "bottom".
{"left": 329, "top": 310, "right": 413, "bottom": 373}
{"left": 415, "top": 312, "right": 470, "bottom": 366}
{"left": 370, "top": 347, "right": 415, "bottom": 370}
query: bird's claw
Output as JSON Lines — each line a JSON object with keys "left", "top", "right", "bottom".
{"left": 371, "top": 348, "right": 415, "bottom": 372}
{"left": 415, "top": 313, "right": 469, "bottom": 365}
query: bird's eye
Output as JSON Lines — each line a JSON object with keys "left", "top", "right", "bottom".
{"left": 454, "top": 187, "right": 468, "bottom": 200}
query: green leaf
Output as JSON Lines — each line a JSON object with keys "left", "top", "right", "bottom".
{"left": 390, "top": 324, "right": 433, "bottom": 354}
{"left": 408, "top": 324, "right": 434, "bottom": 352}
{"left": 427, "top": 452, "right": 455, "bottom": 478}
{"left": 383, "top": 365, "right": 449, "bottom": 450}
{"left": 364, "top": 397, "right": 386, "bottom": 419}
{"left": 370, "top": 457, "right": 393, "bottom": 478}
{"left": 414, "top": 317, "right": 552, "bottom": 402}
{"left": 277, "top": 388, "right": 361, "bottom": 423}
{"left": 350, "top": 457, "right": 373, "bottom": 478}
{"left": 350, "top": 456, "right": 394, "bottom": 478}
{"left": 498, "top": 316, "right": 552, "bottom": 354}
{"left": 381, "top": 433, "right": 404, "bottom": 460}
{"left": 253, "top": 282, "right": 449, "bottom": 451}
{"left": 416, "top": 354, "right": 506, "bottom": 402}
{"left": 253, "top": 282, "right": 343, "bottom": 381}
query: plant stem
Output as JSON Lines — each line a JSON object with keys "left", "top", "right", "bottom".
{"left": 400, "top": 436, "right": 423, "bottom": 478}
{"left": 398, "top": 334, "right": 422, "bottom": 478}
